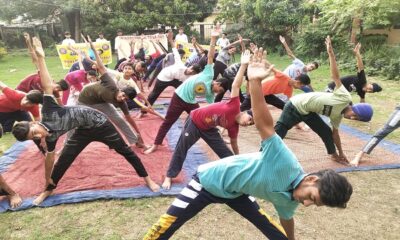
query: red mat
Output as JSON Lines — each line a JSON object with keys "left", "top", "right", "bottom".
{"left": 2, "top": 114, "right": 184, "bottom": 198}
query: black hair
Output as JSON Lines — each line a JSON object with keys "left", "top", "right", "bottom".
{"left": 87, "top": 70, "right": 98, "bottom": 76}
{"left": 310, "top": 169, "right": 353, "bottom": 208}
{"left": 124, "top": 62, "right": 135, "bottom": 69}
{"left": 122, "top": 87, "right": 137, "bottom": 100}
{"left": 295, "top": 74, "right": 311, "bottom": 85}
{"left": 178, "top": 49, "right": 186, "bottom": 55}
{"left": 56, "top": 79, "right": 69, "bottom": 91}
{"left": 215, "top": 77, "right": 230, "bottom": 91}
{"left": 191, "top": 64, "right": 202, "bottom": 74}
{"left": 312, "top": 61, "right": 319, "bottom": 69}
{"left": 26, "top": 90, "right": 43, "bottom": 104}
{"left": 12, "top": 121, "right": 30, "bottom": 141}
{"left": 371, "top": 83, "right": 382, "bottom": 92}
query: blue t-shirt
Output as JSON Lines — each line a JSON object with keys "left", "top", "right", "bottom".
{"left": 198, "top": 134, "right": 305, "bottom": 220}
{"left": 175, "top": 64, "right": 214, "bottom": 104}
{"left": 283, "top": 58, "right": 306, "bottom": 80}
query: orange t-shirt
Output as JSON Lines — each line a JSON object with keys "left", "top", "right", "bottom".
{"left": 261, "top": 71, "right": 293, "bottom": 97}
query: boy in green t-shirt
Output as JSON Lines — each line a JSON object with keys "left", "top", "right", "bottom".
{"left": 275, "top": 36, "right": 373, "bottom": 164}
{"left": 143, "top": 47, "right": 353, "bottom": 240}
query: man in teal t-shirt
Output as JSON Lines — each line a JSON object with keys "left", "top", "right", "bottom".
{"left": 143, "top": 47, "right": 353, "bottom": 240}
{"left": 144, "top": 29, "right": 227, "bottom": 155}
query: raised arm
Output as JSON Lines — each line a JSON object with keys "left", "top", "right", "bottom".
{"left": 238, "top": 34, "right": 245, "bottom": 53}
{"left": 88, "top": 35, "right": 107, "bottom": 75}
{"left": 24, "top": 32, "right": 39, "bottom": 69}
{"left": 279, "top": 35, "right": 296, "bottom": 59}
{"left": 353, "top": 43, "right": 364, "bottom": 72}
{"left": 326, "top": 36, "right": 342, "bottom": 88}
{"left": 31, "top": 37, "right": 53, "bottom": 94}
{"left": 68, "top": 46, "right": 84, "bottom": 70}
{"left": 208, "top": 26, "right": 220, "bottom": 64}
{"left": 247, "top": 48, "right": 275, "bottom": 140}
{"left": 231, "top": 50, "right": 250, "bottom": 98}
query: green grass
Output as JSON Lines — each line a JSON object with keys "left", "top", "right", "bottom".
{"left": 0, "top": 51, "right": 399, "bottom": 239}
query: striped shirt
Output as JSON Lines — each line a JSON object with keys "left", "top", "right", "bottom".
{"left": 198, "top": 134, "right": 305, "bottom": 220}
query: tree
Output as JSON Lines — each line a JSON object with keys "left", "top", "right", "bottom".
{"left": 218, "top": 0, "right": 307, "bottom": 49}
{"left": 0, "top": 0, "right": 217, "bottom": 44}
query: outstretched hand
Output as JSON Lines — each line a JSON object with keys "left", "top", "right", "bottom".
{"left": 240, "top": 50, "right": 251, "bottom": 65}
{"left": 247, "top": 47, "right": 273, "bottom": 81}
{"left": 211, "top": 23, "right": 221, "bottom": 37}
{"left": 32, "top": 37, "right": 45, "bottom": 58}
{"left": 353, "top": 42, "right": 361, "bottom": 55}
{"left": 325, "top": 35, "right": 333, "bottom": 54}
{"left": 279, "top": 35, "right": 286, "bottom": 44}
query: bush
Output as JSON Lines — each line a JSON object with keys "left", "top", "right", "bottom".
{"left": 0, "top": 41, "right": 7, "bottom": 60}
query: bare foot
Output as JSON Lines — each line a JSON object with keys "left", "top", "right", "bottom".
{"left": 294, "top": 123, "right": 307, "bottom": 130}
{"left": 162, "top": 177, "right": 172, "bottom": 190}
{"left": 136, "top": 112, "right": 146, "bottom": 119}
{"left": 144, "top": 177, "right": 160, "bottom": 192}
{"left": 144, "top": 144, "right": 158, "bottom": 154}
{"left": 33, "top": 190, "right": 52, "bottom": 205}
{"left": 8, "top": 194, "right": 22, "bottom": 209}
{"left": 330, "top": 154, "right": 349, "bottom": 166}
{"left": 350, "top": 151, "right": 364, "bottom": 167}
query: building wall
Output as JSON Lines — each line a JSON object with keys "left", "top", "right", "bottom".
{"left": 363, "top": 27, "right": 400, "bottom": 45}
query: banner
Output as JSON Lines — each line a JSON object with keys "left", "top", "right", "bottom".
{"left": 56, "top": 41, "right": 112, "bottom": 69}
{"left": 117, "top": 34, "right": 168, "bottom": 57}
{"left": 175, "top": 41, "right": 220, "bottom": 62}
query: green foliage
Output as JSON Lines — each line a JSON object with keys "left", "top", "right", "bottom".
{"left": 218, "top": 0, "right": 307, "bottom": 50}
{"left": 81, "top": 0, "right": 217, "bottom": 39}
{"left": 362, "top": 45, "right": 400, "bottom": 80}
{"left": 0, "top": 41, "right": 7, "bottom": 60}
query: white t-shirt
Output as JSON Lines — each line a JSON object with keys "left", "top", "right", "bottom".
{"left": 158, "top": 48, "right": 189, "bottom": 82}
{"left": 217, "top": 38, "right": 230, "bottom": 48}
{"left": 175, "top": 33, "right": 188, "bottom": 43}
{"left": 62, "top": 38, "right": 76, "bottom": 45}
{"left": 107, "top": 69, "right": 141, "bottom": 94}
{"left": 96, "top": 38, "right": 107, "bottom": 42}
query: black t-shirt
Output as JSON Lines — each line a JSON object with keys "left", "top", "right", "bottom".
{"left": 222, "top": 63, "right": 241, "bottom": 81}
{"left": 78, "top": 73, "right": 130, "bottom": 115}
{"left": 327, "top": 70, "right": 367, "bottom": 99}
{"left": 41, "top": 95, "right": 108, "bottom": 152}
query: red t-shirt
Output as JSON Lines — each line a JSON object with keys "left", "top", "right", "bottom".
{"left": 261, "top": 71, "right": 293, "bottom": 98}
{"left": 16, "top": 72, "right": 42, "bottom": 93}
{"left": 16, "top": 72, "right": 61, "bottom": 99}
{"left": 62, "top": 70, "right": 89, "bottom": 104}
{"left": 190, "top": 96, "right": 240, "bottom": 139}
{"left": 0, "top": 87, "right": 40, "bottom": 118}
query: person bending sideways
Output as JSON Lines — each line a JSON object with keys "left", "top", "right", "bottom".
{"left": 11, "top": 36, "right": 159, "bottom": 205}
{"left": 146, "top": 31, "right": 202, "bottom": 108}
{"left": 143, "top": 48, "right": 353, "bottom": 240}
{"left": 77, "top": 37, "right": 147, "bottom": 148}
{"left": 351, "top": 105, "right": 399, "bottom": 166}
{"left": 279, "top": 35, "right": 318, "bottom": 93}
{"left": 326, "top": 43, "right": 382, "bottom": 103}
{"left": 275, "top": 36, "right": 373, "bottom": 164}
{"left": 144, "top": 27, "right": 227, "bottom": 155}
{"left": 240, "top": 57, "right": 310, "bottom": 111}
{"left": 0, "top": 175, "right": 22, "bottom": 209}
{"left": 0, "top": 81, "right": 42, "bottom": 133}
{"left": 161, "top": 51, "right": 254, "bottom": 190}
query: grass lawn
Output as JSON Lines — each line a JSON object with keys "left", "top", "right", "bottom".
{"left": 0, "top": 51, "right": 399, "bottom": 239}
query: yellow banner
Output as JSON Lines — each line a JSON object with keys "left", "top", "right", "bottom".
{"left": 56, "top": 41, "right": 112, "bottom": 69}
{"left": 175, "top": 41, "right": 220, "bottom": 62}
